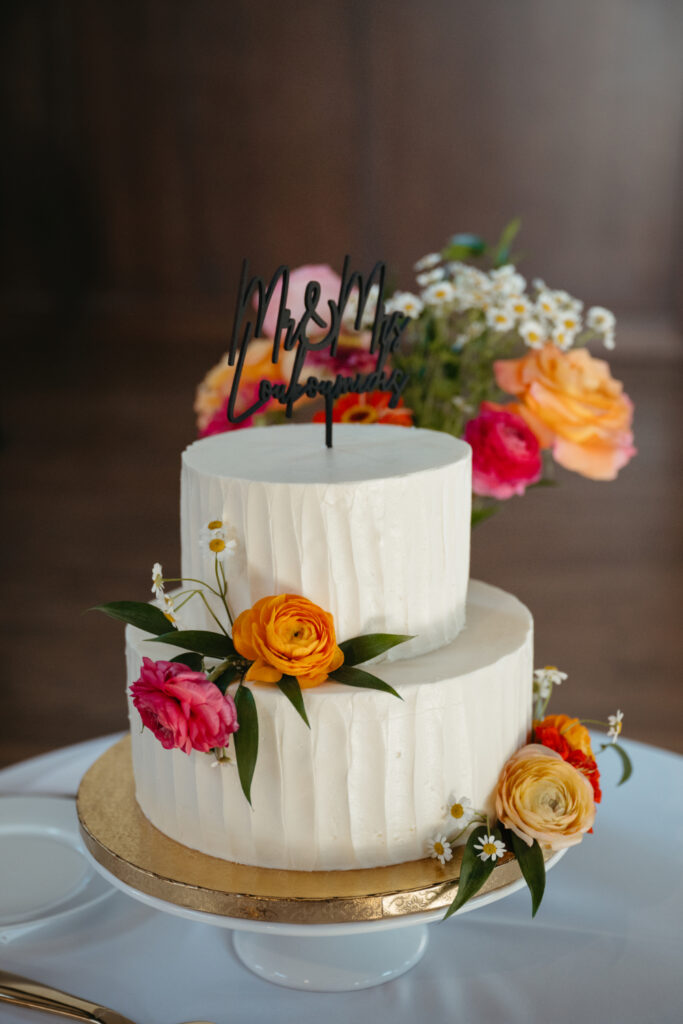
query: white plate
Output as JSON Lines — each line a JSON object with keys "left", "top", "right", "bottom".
{"left": 0, "top": 795, "right": 114, "bottom": 941}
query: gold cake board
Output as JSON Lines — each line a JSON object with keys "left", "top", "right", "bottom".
{"left": 77, "top": 736, "right": 545, "bottom": 926}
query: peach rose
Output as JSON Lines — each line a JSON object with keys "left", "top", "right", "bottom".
{"left": 536, "top": 714, "right": 594, "bottom": 758}
{"left": 232, "top": 594, "right": 344, "bottom": 688}
{"left": 495, "top": 743, "right": 596, "bottom": 850}
{"left": 494, "top": 343, "right": 636, "bottom": 480}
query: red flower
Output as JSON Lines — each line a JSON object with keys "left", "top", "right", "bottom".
{"left": 464, "top": 402, "right": 542, "bottom": 499}
{"left": 313, "top": 391, "right": 413, "bottom": 426}
{"left": 567, "top": 749, "right": 602, "bottom": 804}
{"left": 534, "top": 724, "right": 570, "bottom": 760}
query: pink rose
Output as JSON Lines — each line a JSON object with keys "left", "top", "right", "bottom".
{"left": 255, "top": 264, "right": 342, "bottom": 339}
{"left": 464, "top": 403, "right": 543, "bottom": 499}
{"left": 130, "top": 657, "right": 239, "bottom": 754}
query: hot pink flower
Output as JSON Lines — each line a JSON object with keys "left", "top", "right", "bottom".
{"left": 464, "top": 403, "right": 543, "bottom": 499}
{"left": 130, "top": 657, "right": 239, "bottom": 754}
{"left": 255, "top": 264, "right": 342, "bottom": 339}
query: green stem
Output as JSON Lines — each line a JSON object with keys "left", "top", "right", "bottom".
{"left": 215, "top": 556, "right": 233, "bottom": 628}
{"left": 163, "top": 576, "right": 222, "bottom": 599}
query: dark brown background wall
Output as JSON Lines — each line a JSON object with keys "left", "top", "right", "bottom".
{"left": 1, "top": 0, "right": 682, "bottom": 767}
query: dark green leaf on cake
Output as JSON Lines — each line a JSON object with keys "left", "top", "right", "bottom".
{"left": 234, "top": 685, "right": 259, "bottom": 806}
{"left": 443, "top": 825, "right": 501, "bottom": 920}
{"left": 170, "top": 652, "right": 204, "bottom": 672}
{"left": 329, "top": 664, "right": 402, "bottom": 699}
{"left": 507, "top": 829, "right": 546, "bottom": 917}
{"left": 211, "top": 660, "right": 249, "bottom": 694}
{"left": 276, "top": 676, "right": 310, "bottom": 728}
{"left": 598, "top": 741, "right": 633, "bottom": 786}
{"left": 91, "top": 601, "right": 177, "bottom": 636}
{"left": 150, "top": 630, "right": 237, "bottom": 659}
{"left": 339, "top": 633, "right": 413, "bottom": 666}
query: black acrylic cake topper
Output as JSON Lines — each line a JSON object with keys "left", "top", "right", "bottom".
{"left": 226, "top": 257, "right": 410, "bottom": 447}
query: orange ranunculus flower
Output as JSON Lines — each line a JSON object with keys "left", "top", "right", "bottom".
{"left": 494, "top": 343, "right": 636, "bottom": 481}
{"left": 232, "top": 594, "right": 344, "bottom": 688}
{"left": 495, "top": 744, "right": 596, "bottom": 851}
{"left": 536, "top": 714, "right": 594, "bottom": 758}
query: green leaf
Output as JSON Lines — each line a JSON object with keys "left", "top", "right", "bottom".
{"left": 277, "top": 675, "right": 310, "bottom": 728}
{"left": 471, "top": 505, "right": 498, "bottom": 528}
{"left": 91, "top": 601, "right": 176, "bottom": 636}
{"left": 493, "top": 217, "right": 522, "bottom": 267}
{"left": 234, "top": 685, "right": 259, "bottom": 806}
{"left": 170, "top": 652, "right": 204, "bottom": 671}
{"left": 150, "top": 630, "right": 236, "bottom": 659}
{"left": 339, "top": 633, "right": 413, "bottom": 666}
{"left": 211, "top": 661, "right": 248, "bottom": 694}
{"left": 599, "top": 742, "right": 633, "bottom": 785}
{"left": 444, "top": 825, "right": 501, "bottom": 919}
{"left": 508, "top": 830, "right": 546, "bottom": 917}
{"left": 329, "top": 664, "right": 402, "bottom": 699}
{"left": 442, "top": 233, "right": 487, "bottom": 262}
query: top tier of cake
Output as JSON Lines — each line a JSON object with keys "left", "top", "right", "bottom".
{"left": 181, "top": 423, "right": 471, "bottom": 660}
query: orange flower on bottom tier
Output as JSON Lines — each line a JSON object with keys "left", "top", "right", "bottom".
{"left": 313, "top": 391, "right": 414, "bottom": 426}
{"left": 495, "top": 743, "right": 596, "bottom": 850}
{"left": 536, "top": 714, "right": 594, "bottom": 757}
{"left": 232, "top": 594, "right": 344, "bottom": 688}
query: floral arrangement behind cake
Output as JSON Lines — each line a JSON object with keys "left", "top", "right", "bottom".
{"left": 195, "top": 222, "right": 636, "bottom": 525}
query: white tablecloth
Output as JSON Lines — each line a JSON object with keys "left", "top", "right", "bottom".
{"left": 1, "top": 734, "right": 682, "bottom": 1023}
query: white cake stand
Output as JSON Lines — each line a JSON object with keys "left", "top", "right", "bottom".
{"left": 77, "top": 738, "right": 566, "bottom": 992}
{"left": 83, "top": 846, "right": 564, "bottom": 991}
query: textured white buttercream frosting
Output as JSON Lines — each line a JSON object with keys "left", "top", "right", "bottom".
{"left": 127, "top": 581, "right": 532, "bottom": 871}
{"left": 180, "top": 424, "right": 472, "bottom": 660}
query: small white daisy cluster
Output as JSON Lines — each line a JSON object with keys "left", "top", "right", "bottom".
{"left": 150, "top": 562, "right": 177, "bottom": 626}
{"left": 473, "top": 833, "right": 507, "bottom": 863}
{"left": 426, "top": 793, "right": 491, "bottom": 864}
{"left": 607, "top": 709, "right": 624, "bottom": 744}
{"left": 533, "top": 665, "right": 568, "bottom": 701}
{"left": 386, "top": 251, "right": 617, "bottom": 351}
{"left": 200, "top": 518, "right": 238, "bottom": 563}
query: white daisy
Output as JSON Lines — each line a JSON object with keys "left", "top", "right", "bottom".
{"left": 506, "top": 295, "right": 533, "bottom": 320}
{"left": 200, "top": 519, "right": 238, "bottom": 563}
{"left": 532, "top": 277, "right": 547, "bottom": 292}
{"left": 474, "top": 833, "right": 506, "bottom": 862}
{"left": 603, "top": 330, "right": 616, "bottom": 350}
{"left": 491, "top": 270, "right": 526, "bottom": 297}
{"left": 519, "top": 319, "right": 546, "bottom": 349}
{"left": 533, "top": 665, "right": 568, "bottom": 699}
{"left": 446, "top": 794, "right": 474, "bottom": 828}
{"left": 414, "top": 252, "right": 442, "bottom": 271}
{"left": 486, "top": 307, "right": 515, "bottom": 332}
{"left": 555, "top": 311, "right": 583, "bottom": 335}
{"left": 161, "top": 592, "right": 178, "bottom": 627}
{"left": 426, "top": 833, "right": 453, "bottom": 865}
{"left": 553, "top": 289, "right": 583, "bottom": 313}
{"left": 422, "top": 281, "right": 456, "bottom": 306}
{"left": 536, "top": 291, "right": 558, "bottom": 318}
{"left": 607, "top": 709, "right": 624, "bottom": 743}
{"left": 587, "top": 306, "right": 616, "bottom": 333}
{"left": 551, "top": 326, "right": 575, "bottom": 351}
{"left": 151, "top": 562, "right": 164, "bottom": 598}
{"left": 416, "top": 267, "right": 446, "bottom": 287}
{"left": 490, "top": 265, "right": 516, "bottom": 280}
{"left": 385, "top": 291, "right": 424, "bottom": 319}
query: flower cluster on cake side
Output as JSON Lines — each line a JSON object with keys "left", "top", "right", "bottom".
{"left": 96, "top": 526, "right": 409, "bottom": 804}
{"left": 426, "top": 664, "right": 630, "bottom": 918}
{"left": 195, "top": 222, "right": 635, "bottom": 527}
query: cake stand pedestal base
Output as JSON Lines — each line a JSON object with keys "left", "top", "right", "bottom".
{"left": 233, "top": 925, "right": 429, "bottom": 991}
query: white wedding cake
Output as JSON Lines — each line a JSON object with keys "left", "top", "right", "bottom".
{"left": 126, "top": 424, "right": 533, "bottom": 871}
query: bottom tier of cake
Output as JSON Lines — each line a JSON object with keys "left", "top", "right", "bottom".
{"left": 126, "top": 580, "right": 533, "bottom": 871}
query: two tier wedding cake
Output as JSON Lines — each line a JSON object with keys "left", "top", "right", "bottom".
{"left": 124, "top": 423, "right": 533, "bottom": 871}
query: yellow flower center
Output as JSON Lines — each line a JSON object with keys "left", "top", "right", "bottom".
{"left": 208, "top": 519, "right": 223, "bottom": 530}
{"left": 434, "top": 841, "right": 444, "bottom": 856}
{"left": 483, "top": 842, "right": 497, "bottom": 856}
{"left": 544, "top": 665, "right": 557, "bottom": 672}
{"left": 450, "top": 803, "right": 464, "bottom": 819}
{"left": 613, "top": 721, "right": 622, "bottom": 735}
{"left": 209, "top": 538, "right": 226, "bottom": 553}
{"left": 341, "top": 404, "right": 379, "bottom": 424}
{"left": 164, "top": 612, "right": 175, "bottom": 624}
